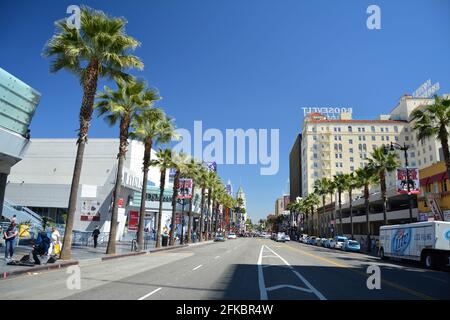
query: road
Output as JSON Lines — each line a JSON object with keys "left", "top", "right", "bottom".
{"left": 1, "top": 238, "right": 449, "bottom": 300}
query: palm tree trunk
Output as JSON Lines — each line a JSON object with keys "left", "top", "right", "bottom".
{"left": 207, "top": 189, "right": 212, "bottom": 240}
{"left": 170, "top": 170, "right": 180, "bottom": 246}
{"left": 187, "top": 181, "right": 195, "bottom": 244}
{"left": 137, "top": 138, "right": 152, "bottom": 250}
{"left": 380, "top": 172, "right": 388, "bottom": 225}
{"left": 440, "top": 131, "right": 450, "bottom": 189}
{"left": 106, "top": 155, "right": 124, "bottom": 254}
{"left": 349, "top": 189, "right": 353, "bottom": 239}
{"left": 338, "top": 191, "right": 343, "bottom": 235}
{"left": 322, "top": 195, "right": 326, "bottom": 237}
{"left": 106, "top": 117, "right": 130, "bottom": 254}
{"left": 60, "top": 60, "right": 99, "bottom": 261}
{"left": 155, "top": 170, "right": 166, "bottom": 248}
{"left": 364, "top": 184, "right": 370, "bottom": 236}
{"left": 199, "top": 187, "right": 205, "bottom": 242}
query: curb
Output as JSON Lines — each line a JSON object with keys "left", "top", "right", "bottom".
{"left": 187, "top": 240, "right": 214, "bottom": 247}
{"left": 149, "top": 244, "right": 188, "bottom": 253}
{"left": 101, "top": 251, "right": 148, "bottom": 261}
{"left": 1, "top": 260, "right": 79, "bottom": 280}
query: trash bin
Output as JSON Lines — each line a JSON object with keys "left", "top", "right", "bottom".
{"left": 162, "top": 234, "right": 168, "bottom": 247}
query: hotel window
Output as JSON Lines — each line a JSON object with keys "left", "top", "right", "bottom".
{"left": 405, "top": 127, "right": 409, "bottom": 132}
{"left": 371, "top": 126, "right": 375, "bottom": 132}
{"left": 313, "top": 135, "right": 317, "bottom": 140}
{"left": 394, "top": 126, "right": 398, "bottom": 133}
{"left": 349, "top": 139, "right": 353, "bottom": 144}
{"left": 358, "top": 128, "right": 361, "bottom": 132}
{"left": 348, "top": 126, "right": 352, "bottom": 132}
{"left": 350, "top": 157, "right": 354, "bottom": 162}
{"left": 381, "top": 128, "right": 384, "bottom": 132}
{"left": 372, "top": 136, "right": 376, "bottom": 141}
{"left": 339, "top": 144, "right": 342, "bottom": 151}
{"left": 350, "top": 166, "right": 354, "bottom": 172}
{"left": 349, "top": 148, "right": 354, "bottom": 153}
{"left": 419, "top": 159, "right": 422, "bottom": 166}
{"left": 405, "top": 136, "right": 409, "bottom": 141}
{"left": 430, "top": 155, "right": 433, "bottom": 162}
{"left": 386, "top": 136, "right": 390, "bottom": 141}
{"left": 429, "top": 145, "right": 432, "bottom": 151}
{"left": 395, "top": 136, "right": 399, "bottom": 141}
{"left": 385, "top": 128, "right": 389, "bottom": 132}
{"left": 336, "top": 163, "right": 339, "bottom": 168}
{"left": 313, "top": 153, "right": 318, "bottom": 159}
{"left": 381, "top": 136, "right": 385, "bottom": 141}
{"left": 410, "top": 152, "right": 415, "bottom": 158}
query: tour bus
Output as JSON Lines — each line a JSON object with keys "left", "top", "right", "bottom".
{"left": 379, "top": 221, "right": 450, "bottom": 269}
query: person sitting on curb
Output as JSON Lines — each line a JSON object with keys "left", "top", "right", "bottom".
{"left": 31, "top": 231, "right": 51, "bottom": 265}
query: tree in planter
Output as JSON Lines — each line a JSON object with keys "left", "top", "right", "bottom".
{"left": 130, "top": 110, "right": 177, "bottom": 250}
{"left": 44, "top": 6, "right": 143, "bottom": 260}
{"left": 96, "top": 78, "right": 157, "bottom": 254}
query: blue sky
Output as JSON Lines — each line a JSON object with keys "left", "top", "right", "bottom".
{"left": 1, "top": 0, "right": 449, "bottom": 222}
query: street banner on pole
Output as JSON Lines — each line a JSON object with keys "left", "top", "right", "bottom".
{"left": 128, "top": 210, "right": 139, "bottom": 231}
{"left": 176, "top": 178, "right": 193, "bottom": 199}
{"left": 396, "top": 168, "right": 420, "bottom": 194}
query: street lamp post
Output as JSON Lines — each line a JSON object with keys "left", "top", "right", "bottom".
{"left": 386, "top": 142, "right": 414, "bottom": 223}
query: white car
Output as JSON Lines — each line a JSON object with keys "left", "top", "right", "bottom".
{"left": 284, "top": 235, "right": 291, "bottom": 241}
{"left": 276, "top": 232, "right": 286, "bottom": 242}
{"left": 227, "top": 233, "right": 237, "bottom": 239}
{"left": 330, "top": 236, "right": 348, "bottom": 249}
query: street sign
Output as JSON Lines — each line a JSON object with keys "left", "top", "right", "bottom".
{"left": 177, "top": 179, "right": 193, "bottom": 199}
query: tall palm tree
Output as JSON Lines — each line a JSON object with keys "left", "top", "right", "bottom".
{"left": 333, "top": 173, "right": 348, "bottom": 235}
{"left": 367, "top": 146, "right": 400, "bottom": 225}
{"left": 44, "top": 6, "right": 143, "bottom": 260}
{"left": 411, "top": 95, "right": 450, "bottom": 180}
{"left": 345, "top": 173, "right": 358, "bottom": 239}
{"left": 151, "top": 149, "right": 173, "bottom": 248}
{"left": 182, "top": 158, "right": 202, "bottom": 243}
{"left": 355, "top": 166, "right": 378, "bottom": 246}
{"left": 204, "top": 171, "right": 218, "bottom": 240}
{"left": 96, "top": 78, "right": 157, "bottom": 254}
{"left": 130, "top": 110, "right": 177, "bottom": 250}
{"left": 196, "top": 166, "right": 208, "bottom": 241}
{"left": 304, "top": 193, "right": 320, "bottom": 235}
{"left": 169, "top": 152, "right": 189, "bottom": 246}
{"left": 314, "top": 178, "right": 332, "bottom": 236}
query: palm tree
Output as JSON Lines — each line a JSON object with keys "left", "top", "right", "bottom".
{"left": 345, "top": 173, "right": 358, "bottom": 239}
{"left": 355, "top": 166, "right": 378, "bottom": 246}
{"left": 130, "top": 110, "right": 177, "bottom": 250}
{"left": 44, "top": 6, "right": 143, "bottom": 260}
{"left": 204, "top": 171, "right": 218, "bottom": 240}
{"left": 182, "top": 158, "right": 202, "bottom": 243}
{"left": 367, "top": 146, "right": 400, "bottom": 225}
{"left": 169, "top": 152, "right": 189, "bottom": 246}
{"left": 96, "top": 78, "right": 157, "bottom": 254}
{"left": 314, "top": 178, "right": 332, "bottom": 236}
{"left": 304, "top": 193, "right": 320, "bottom": 235}
{"left": 333, "top": 173, "right": 348, "bottom": 235}
{"left": 151, "top": 149, "right": 173, "bottom": 248}
{"left": 196, "top": 166, "right": 208, "bottom": 241}
{"left": 411, "top": 95, "right": 450, "bottom": 181}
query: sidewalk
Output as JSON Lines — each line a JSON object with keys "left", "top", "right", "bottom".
{"left": 0, "top": 238, "right": 213, "bottom": 279}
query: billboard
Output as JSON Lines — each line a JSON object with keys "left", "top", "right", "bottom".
{"left": 396, "top": 168, "right": 420, "bottom": 194}
{"left": 177, "top": 178, "right": 193, "bottom": 199}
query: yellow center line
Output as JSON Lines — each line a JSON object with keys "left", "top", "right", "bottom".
{"left": 283, "top": 244, "right": 435, "bottom": 300}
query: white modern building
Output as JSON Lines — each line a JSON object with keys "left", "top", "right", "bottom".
{"left": 5, "top": 138, "right": 202, "bottom": 239}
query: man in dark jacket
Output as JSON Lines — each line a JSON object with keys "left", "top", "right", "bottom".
{"left": 92, "top": 226, "right": 100, "bottom": 248}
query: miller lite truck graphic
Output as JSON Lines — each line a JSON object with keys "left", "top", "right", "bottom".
{"left": 379, "top": 221, "right": 450, "bottom": 269}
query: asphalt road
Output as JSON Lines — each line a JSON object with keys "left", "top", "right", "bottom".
{"left": 1, "top": 238, "right": 449, "bottom": 300}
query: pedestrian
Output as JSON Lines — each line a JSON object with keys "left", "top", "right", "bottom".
{"left": 49, "top": 226, "right": 62, "bottom": 256}
{"left": 3, "top": 222, "right": 18, "bottom": 261}
{"left": 92, "top": 226, "right": 100, "bottom": 248}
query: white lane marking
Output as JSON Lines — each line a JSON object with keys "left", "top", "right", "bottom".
{"left": 421, "top": 274, "right": 449, "bottom": 284}
{"left": 257, "top": 245, "right": 268, "bottom": 300}
{"left": 214, "top": 256, "right": 220, "bottom": 259}
{"left": 193, "top": 264, "right": 203, "bottom": 271}
{"left": 138, "top": 287, "right": 162, "bottom": 300}
{"left": 266, "top": 284, "right": 313, "bottom": 293}
{"left": 264, "top": 245, "right": 327, "bottom": 300}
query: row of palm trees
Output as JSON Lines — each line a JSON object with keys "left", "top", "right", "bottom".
{"left": 289, "top": 93, "right": 450, "bottom": 239}
{"left": 43, "top": 6, "right": 238, "bottom": 260}
{"left": 289, "top": 146, "right": 400, "bottom": 238}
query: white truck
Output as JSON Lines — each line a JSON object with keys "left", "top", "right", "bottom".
{"left": 379, "top": 221, "right": 450, "bottom": 269}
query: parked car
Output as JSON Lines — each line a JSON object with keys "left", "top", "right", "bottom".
{"left": 324, "top": 238, "right": 333, "bottom": 248}
{"left": 276, "top": 232, "right": 286, "bottom": 242}
{"left": 308, "top": 236, "right": 317, "bottom": 245}
{"left": 214, "top": 234, "right": 226, "bottom": 242}
{"left": 284, "top": 235, "right": 291, "bottom": 241}
{"left": 330, "top": 236, "right": 348, "bottom": 249}
{"left": 343, "top": 239, "right": 361, "bottom": 252}
{"left": 227, "top": 233, "right": 237, "bottom": 239}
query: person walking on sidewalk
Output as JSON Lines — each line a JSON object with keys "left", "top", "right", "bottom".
{"left": 3, "top": 222, "right": 18, "bottom": 261}
{"left": 92, "top": 226, "right": 100, "bottom": 248}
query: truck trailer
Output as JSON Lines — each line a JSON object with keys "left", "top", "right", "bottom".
{"left": 379, "top": 221, "right": 450, "bottom": 269}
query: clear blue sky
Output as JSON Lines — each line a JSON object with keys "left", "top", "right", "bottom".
{"left": 1, "top": 0, "right": 449, "bottom": 222}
